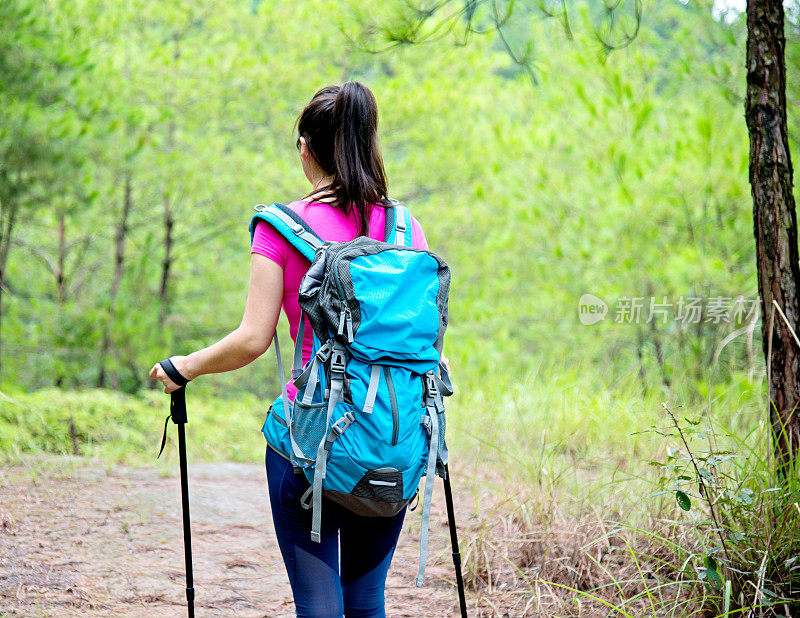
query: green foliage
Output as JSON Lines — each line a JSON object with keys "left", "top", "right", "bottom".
{"left": 0, "top": 0, "right": 89, "bottom": 202}
{"left": 646, "top": 404, "right": 800, "bottom": 613}
{"left": 676, "top": 489, "right": 691, "bottom": 511}
{"left": 0, "top": 0, "right": 767, "bottom": 403}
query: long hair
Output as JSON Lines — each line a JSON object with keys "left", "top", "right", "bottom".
{"left": 297, "top": 81, "right": 388, "bottom": 236}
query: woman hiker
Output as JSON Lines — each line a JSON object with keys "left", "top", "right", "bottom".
{"left": 150, "top": 81, "right": 450, "bottom": 618}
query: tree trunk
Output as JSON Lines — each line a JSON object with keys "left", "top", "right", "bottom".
{"left": 160, "top": 186, "right": 174, "bottom": 325}
{"left": 56, "top": 211, "right": 66, "bottom": 304}
{"left": 54, "top": 210, "right": 67, "bottom": 387}
{"left": 746, "top": 0, "right": 800, "bottom": 470}
{"left": 0, "top": 200, "right": 18, "bottom": 380}
{"left": 98, "top": 172, "right": 133, "bottom": 388}
{"left": 159, "top": 33, "right": 180, "bottom": 327}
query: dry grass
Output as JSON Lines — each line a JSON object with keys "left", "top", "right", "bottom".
{"left": 458, "top": 486, "right": 719, "bottom": 617}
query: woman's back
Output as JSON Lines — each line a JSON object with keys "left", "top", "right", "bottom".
{"left": 251, "top": 198, "right": 428, "bottom": 399}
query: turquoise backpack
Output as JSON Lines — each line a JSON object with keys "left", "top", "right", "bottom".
{"left": 250, "top": 200, "right": 452, "bottom": 585}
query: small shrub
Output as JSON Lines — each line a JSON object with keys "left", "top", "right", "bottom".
{"left": 647, "top": 403, "right": 800, "bottom": 616}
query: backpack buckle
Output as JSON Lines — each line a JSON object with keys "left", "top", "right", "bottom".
{"left": 330, "top": 350, "right": 346, "bottom": 375}
{"left": 424, "top": 373, "right": 439, "bottom": 398}
{"left": 315, "top": 342, "right": 332, "bottom": 363}
{"left": 331, "top": 411, "right": 356, "bottom": 436}
{"left": 290, "top": 222, "right": 305, "bottom": 236}
{"left": 420, "top": 414, "right": 432, "bottom": 435}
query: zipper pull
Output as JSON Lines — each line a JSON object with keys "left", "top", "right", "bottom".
{"left": 337, "top": 306, "right": 354, "bottom": 343}
{"left": 345, "top": 306, "right": 354, "bottom": 343}
{"left": 338, "top": 307, "right": 346, "bottom": 338}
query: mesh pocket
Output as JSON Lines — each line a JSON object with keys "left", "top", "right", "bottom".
{"left": 290, "top": 400, "right": 329, "bottom": 464}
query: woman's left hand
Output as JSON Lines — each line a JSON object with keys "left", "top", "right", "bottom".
{"left": 439, "top": 352, "right": 451, "bottom": 378}
{"left": 149, "top": 356, "right": 189, "bottom": 394}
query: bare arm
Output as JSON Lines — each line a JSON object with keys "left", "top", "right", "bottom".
{"left": 149, "top": 253, "right": 284, "bottom": 393}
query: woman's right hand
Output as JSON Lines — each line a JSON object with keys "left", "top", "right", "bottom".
{"left": 149, "top": 356, "right": 190, "bottom": 394}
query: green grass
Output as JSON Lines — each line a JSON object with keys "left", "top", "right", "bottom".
{"left": 442, "top": 366, "right": 796, "bottom": 617}
{"left": 1, "top": 361, "right": 763, "bottom": 479}
{"left": 0, "top": 387, "right": 270, "bottom": 466}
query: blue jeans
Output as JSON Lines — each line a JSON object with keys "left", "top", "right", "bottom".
{"left": 265, "top": 447, "right": 406, "bottom": 618}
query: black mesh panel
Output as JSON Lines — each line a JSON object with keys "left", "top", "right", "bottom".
{"left": 350, "top": 468, "right": 404, "bottom": 503}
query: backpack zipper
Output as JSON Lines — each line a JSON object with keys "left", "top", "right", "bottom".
{"left": 330, "top": 244, "right": 363, "bottom": 343}
{"left": 383, "top": 366, "right": 399, "bottom": 446}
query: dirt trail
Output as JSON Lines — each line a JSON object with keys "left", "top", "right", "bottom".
{"left": 0, "top": 460, "right": 466, "bottom": 616}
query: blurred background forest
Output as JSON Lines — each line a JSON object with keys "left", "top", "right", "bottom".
{"left": 2, "top": 0, "right": 780, "bottom": 451}
{"left": 3, "top": 0, "right": 800, "bottom": 613}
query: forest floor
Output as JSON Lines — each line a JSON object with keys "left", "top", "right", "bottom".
{"left": 0, "top": 458, "right": 483, "bottom": 617}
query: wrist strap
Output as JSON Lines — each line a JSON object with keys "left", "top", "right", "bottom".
{"left": 159, "top": 358, "right": 190, "bottom": 387}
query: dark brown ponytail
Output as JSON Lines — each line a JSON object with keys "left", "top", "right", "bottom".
{"left": 297, "top": 81, "right": 388, "bottom": 236}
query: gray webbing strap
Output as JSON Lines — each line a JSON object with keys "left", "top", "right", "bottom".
{"left": 394, "top": 204, "right": 407, "bottom": 246}
{"left": 436, "top": 363, "right": 454, "bottom": 397}
{"left": 416, "top": 404, "right": 439, "bottom": 586}
{"left": 323, "top": 411, "right": 356, "bottom": 452}
{"left": 292, "top": 317, "right": 306, "bottom": 380}
{"left": 305, "top": 410, "right": 356, "bottom": 530}
{"left": 310, "top": 377, "right": 341, "bottom": 542}
{"left": 301, "top": 357, "right": 320, "bottom": 405}
{"left": 300, "top": 485, "right": 313, "bottom": 510}
{"left": 434, "top": 392, "right": 448, "bottom": 473}
{"left": 267, "top": 206, "right": 324, "bottom": 253}
{"left": 274, "top": 333, "right": 290, "bottom": 410}
{"left": 362, "top": 365, "right": 381, "bottom": 414}
{"left": 427, "top": 369, "right": 449, "bottom": 474}
{"left": 274, "top": 333, "right": 307, "bottom": 463}
{"left": 310, "top": 343, "right": 346, "bottom": 543}
{"left": 292, "top": 340, "right": 332, "bottom": 390}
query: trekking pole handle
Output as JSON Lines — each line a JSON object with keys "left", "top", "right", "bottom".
{"left": 159, "top": 359, "right": 189, "bottom": 425}
{"left": 156, "top": 360, "right": 189, "bottom": 459}
{"left": 159, "top": 358, "right": 191, "bottom": 388}
{"left": 170, "top": 386, "right": 188, "bottom": 425}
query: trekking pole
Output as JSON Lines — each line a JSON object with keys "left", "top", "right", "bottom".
{"left": 157, "top": 360, "right": 195, "bottom": 618}
{"left": 443, "top": 463, "right": 467, "bottom": 617}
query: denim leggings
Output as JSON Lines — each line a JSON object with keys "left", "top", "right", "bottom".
{"left": 265, "top": 447, "right": 406, "bottom": 618}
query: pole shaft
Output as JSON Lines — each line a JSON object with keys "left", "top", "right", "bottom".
{"left": 177, "top": 416, "right": 195, "bottom": 617}
{"left": 443, "top": 464, "right": 467, "bottom": 617}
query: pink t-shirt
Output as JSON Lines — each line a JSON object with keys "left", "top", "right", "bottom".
{"left": 251, "top": 199, "right": 428, "bottom": 401}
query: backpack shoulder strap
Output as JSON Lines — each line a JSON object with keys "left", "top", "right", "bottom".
{"left": 383, "top": 199, "right": 413, "bottom": 247}
{"left": 249, "top": 203, "right": 323, "bottom": 262}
